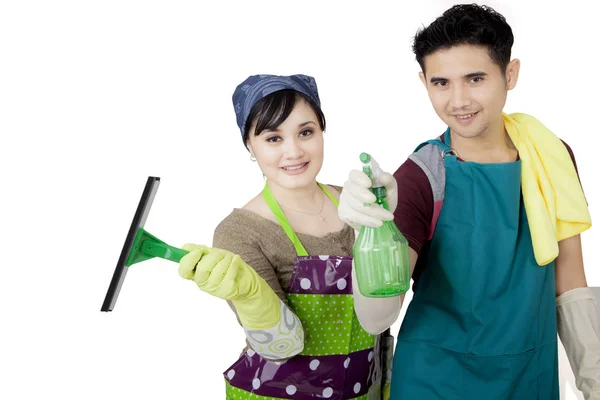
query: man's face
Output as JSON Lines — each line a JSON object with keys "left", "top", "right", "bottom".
{"left": 420, "top": 44, "right": 519, "bottom": 140}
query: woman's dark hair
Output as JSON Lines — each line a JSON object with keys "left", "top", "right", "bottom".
{"left": 243, "top": 89, "right": 326, "bottom": 147}
{"left": 413, "top": 4, "right": 514, "bottom": 73}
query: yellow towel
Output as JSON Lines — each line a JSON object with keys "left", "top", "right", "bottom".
{"left": 503, "top": 113, "right": 591, "bottom": 266}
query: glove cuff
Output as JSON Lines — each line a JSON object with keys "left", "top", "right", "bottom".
{"left": 241, "top": 299, "right": 304, "bottom": 360}
{"left": 557, "top": 287, "right": 600, "bottom": 398}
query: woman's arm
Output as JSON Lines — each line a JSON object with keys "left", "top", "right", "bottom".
{"left": 352, "top": 249, "right": 417, "bottom": 334}
{"left": 211, "top": 220, "right": 304, "bottom": 360}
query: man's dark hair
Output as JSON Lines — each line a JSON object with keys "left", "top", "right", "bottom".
{"left": 413, "top": 4, "right": 514, "bottom": 73}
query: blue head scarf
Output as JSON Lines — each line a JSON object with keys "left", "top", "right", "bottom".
{"left": 232, "top": 74, "right": 321, "bottom": 145}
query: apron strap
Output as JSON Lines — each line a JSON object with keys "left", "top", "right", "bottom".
{"left": 262, "top": 182, "right": 338, "bottom": 257}
{"left": 414, "top": 128, "right": 455, "bottom": 158}
{"left": 318, "top": 182, "right": 339, "bottom": 207}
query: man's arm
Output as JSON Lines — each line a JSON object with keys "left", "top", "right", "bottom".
{"left": 555, "top": 234, "right": 587, "bottom": 296}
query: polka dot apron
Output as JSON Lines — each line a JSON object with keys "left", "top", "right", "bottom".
{"left": 223, "top": 183, "right": 393, "bottom": 399}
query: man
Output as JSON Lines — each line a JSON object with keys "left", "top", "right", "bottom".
{"left": 339, "top": 4, "right": 599, "bottom": 399}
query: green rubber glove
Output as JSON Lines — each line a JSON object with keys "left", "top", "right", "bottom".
{"left": 179, "top": 244, "right": 280, "bottom": 330}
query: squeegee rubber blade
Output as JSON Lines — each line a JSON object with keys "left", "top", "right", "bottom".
{"left": 101, "top": 176, "right": 161, "bottom": 312}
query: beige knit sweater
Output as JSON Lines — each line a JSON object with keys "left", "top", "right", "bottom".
{"left": 213, "top": 194, "right": 355, "bottom": 302}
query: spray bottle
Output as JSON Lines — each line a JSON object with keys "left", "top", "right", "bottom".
{"left": 352, "top": 153, "right": 410, "bottom": 297}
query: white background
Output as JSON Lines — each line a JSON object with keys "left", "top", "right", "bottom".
{"left": 1, "top": 0, "right": 598, "bottom": 399}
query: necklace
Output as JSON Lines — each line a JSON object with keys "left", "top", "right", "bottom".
{"left": 279, "top": 192, "right": 327, "bottom": 222}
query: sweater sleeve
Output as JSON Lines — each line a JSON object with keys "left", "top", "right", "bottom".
{"left": 213, "top": 215, "right": 286, "bottom": 302}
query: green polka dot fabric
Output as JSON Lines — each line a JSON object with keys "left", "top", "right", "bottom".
{"left": 349, "top": 310, "right": 376, "bottom": 353}
{"left": 287, "top": 294, "right": 375, "bottom": 356}
{"left": 221, "top": 255, "right": 384, "bottom": 399}
{"left": 225, "top": 381, "right": 370, "bottom": 400}
{"left": 226, "top": 381, "right": 287, "bottom": 400}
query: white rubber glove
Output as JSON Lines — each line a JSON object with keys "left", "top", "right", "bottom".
{"left": 557, "top": 287, "right": 600, "bottom": 400}
{"left": 351, "top": 261, "right": 402, "bottom": 335}
{"left": 338, "top": 169, "right": 398, "bottom": 230}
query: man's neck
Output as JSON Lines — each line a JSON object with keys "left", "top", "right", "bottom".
{"left": 450, "top": 121, "right": 517, "bottom": 163}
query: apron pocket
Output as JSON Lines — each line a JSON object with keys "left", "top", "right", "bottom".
{"left": 462, "top": 348, "right": 537, "bottom": 400}
{"left": 391, "top": 339, "right": 463, "bottom": 400}
{"left": 392, "top": 340, "right": 539, "bottom": 400}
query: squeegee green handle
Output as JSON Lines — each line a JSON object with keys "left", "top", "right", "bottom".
{"left": 141, "top": 241, "right": 189, "bottom": 263}
{"left": 126, "top": 228, "right": 192, "bottom": 266}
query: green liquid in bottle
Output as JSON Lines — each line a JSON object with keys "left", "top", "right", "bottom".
{"left": 353, "top": 155, "right": 410, "bottom": 298}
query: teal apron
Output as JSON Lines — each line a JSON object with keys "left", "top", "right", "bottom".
{"left": 390, "top": 130, "right": 559, "bottom": 399}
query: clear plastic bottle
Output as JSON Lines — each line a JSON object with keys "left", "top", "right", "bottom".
{"left": 352, "top": 153, "right": 410, "bottom": 297}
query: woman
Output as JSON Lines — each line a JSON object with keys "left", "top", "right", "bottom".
{"left": 178, "top": 74, "right": 393, "bottom": 399}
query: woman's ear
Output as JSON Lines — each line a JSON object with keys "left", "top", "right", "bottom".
{"left": 247, "top": 143, "right": 256, "bottom": 161}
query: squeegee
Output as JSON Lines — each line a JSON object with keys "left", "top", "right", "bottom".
{"left": 100, "top": 176, "right": 189, "bottom": 311}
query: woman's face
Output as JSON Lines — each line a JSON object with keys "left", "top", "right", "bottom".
{"left": 247, "top": 99, "right": 324, "bottom": 190}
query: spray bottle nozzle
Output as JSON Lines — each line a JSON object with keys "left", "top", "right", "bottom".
{"left": 360, "top": 152, "right": 383, "bottom": 188}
